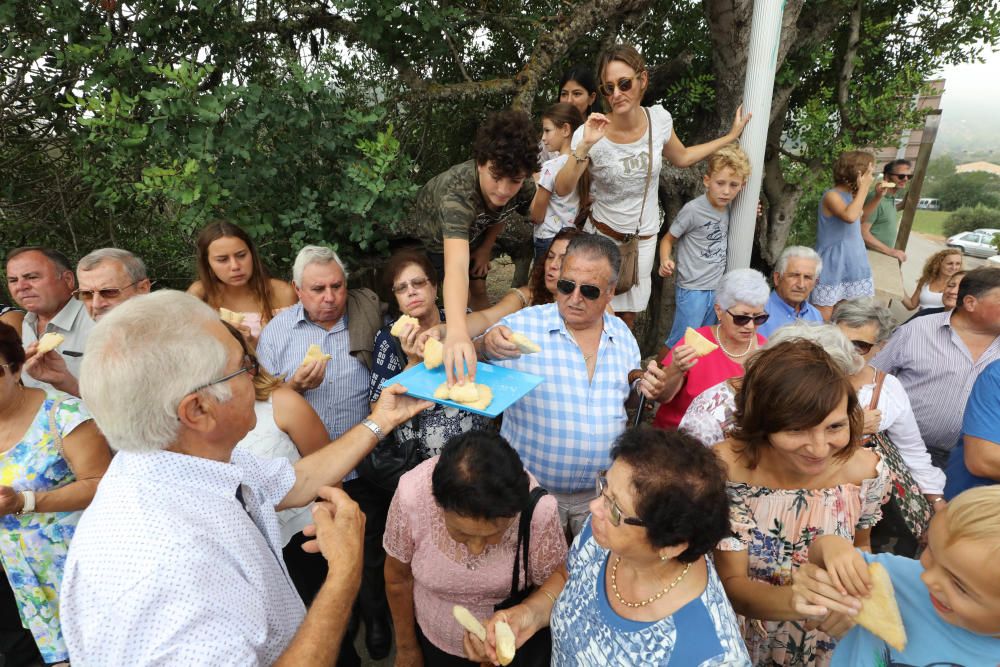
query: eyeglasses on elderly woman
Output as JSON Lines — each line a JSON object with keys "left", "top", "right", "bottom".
{"left": 596, "top": 471, "right": 645, "bottom": 527}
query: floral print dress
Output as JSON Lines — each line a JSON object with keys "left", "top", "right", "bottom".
{"left": 0, "top": 392, "right": 92, "bottom": 663}
{"left": 716, "top": 457, "right": 890, "bottom": 667}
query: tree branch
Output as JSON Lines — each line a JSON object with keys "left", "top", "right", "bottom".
{"left": 837, "top": 0, "right": 862, "bottom": 132}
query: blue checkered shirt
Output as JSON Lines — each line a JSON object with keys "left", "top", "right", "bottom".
{"left": 489, "top": 303, "right": 640, "bottom": 494}
{"left": 257, "top": 303, "right": 370, "bottom": 481}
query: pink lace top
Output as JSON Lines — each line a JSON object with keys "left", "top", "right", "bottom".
{"left": 384, "top": 458, "right": 567, "bottom": 658}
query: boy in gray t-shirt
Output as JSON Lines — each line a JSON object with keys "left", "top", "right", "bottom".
{"left": 660, "top": 145, "right": 750, "bottom": 347}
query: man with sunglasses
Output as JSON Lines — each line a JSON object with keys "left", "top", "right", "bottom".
{"left": 75, "top": 248, "right": 151, "bottom": 322}
{"left": 5, "top": 246, "right": 94, "bottom": 396}
{"left": 475, "top": 234, "right": 640, "bottom": 536}
{"left": 861, "top": 159, "right": 912, "bottom": 262}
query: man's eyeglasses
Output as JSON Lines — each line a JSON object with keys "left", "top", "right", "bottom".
{"left": 73, "top": 282, "right": 139, "bottom": 302}
{"left": 598, "top": 73, "right": 643, "bottom": 97}
{"left": 887, "top": 173, "right": 912, "bottom": 180}
{"left": 391, "top": 277, "right": 430, "bottom": 294}
{"left": 596, "top": 472, "right": 644, "bottom": 527}
{"left": 556, "top": 279, "right": 602, "bottom": 301}
{"left": 190, "top": 354, "right": 258, "bottom": 394}
{"left": 726, "top": 310, "right": 770, "bottom": 327}
{"left": 851, "top": 339, "right": 876, "bottom": 355}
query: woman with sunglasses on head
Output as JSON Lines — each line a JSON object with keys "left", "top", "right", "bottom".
{"left": 900, "top": 247, "right": 964, "bottom": 312}
{"left": 187, "top": 221, "right": 298, "bottom": 342}
{"left": 555, "top": 43, "right": 750, "bottom": 327}
{"left": 0, "top": 322, "right": 112, "bottom": 667}
{"left": 369, "top": 250, "right": 494, "bottom": 463}
{"left": 644, "top": 268, "right": 770, "bottom": 431}
{"left": 832, "top": 298, "right": 944, "bottom": 555}
{"left": 712, "top": 339, "right": 890, "bottom": 667}
{"left": 466, "top": 427, "right": 750, "bottom": 666}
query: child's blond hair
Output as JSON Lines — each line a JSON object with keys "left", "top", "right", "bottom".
{"left": 706, "top": 143, "right": 751, "bottom": 181}
{"left": 946, "top": 486, "right": 1000, "bottom": 552}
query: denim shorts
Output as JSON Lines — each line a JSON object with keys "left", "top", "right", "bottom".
{"left": 665, "top": 286, "right": 717, "bottom": 348}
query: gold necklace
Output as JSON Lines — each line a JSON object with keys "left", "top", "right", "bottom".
{"left": 714, "top": 325, "right": 754, "bottom": 358}
{"left": 610, "top": 556, "right": 692, "bottom": 608}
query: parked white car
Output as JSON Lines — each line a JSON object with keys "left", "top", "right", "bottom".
{"left": 947, "top": 230, "right": 999, "bottom": 259}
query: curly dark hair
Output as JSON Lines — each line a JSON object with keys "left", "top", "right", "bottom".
{"left": 609, "top": 426, "right": 730, "bottom": 562}
{"left": 432, "top": 431, "right": 530, "bottom": 520}
{"left": 527, "top": 227, "right": 581, "bottom": 305}
{"left": 472, "top": 110, "right": 539, "bottom": 179}
{"left": 0, "top": 322, "right": 25, "bottom": 373}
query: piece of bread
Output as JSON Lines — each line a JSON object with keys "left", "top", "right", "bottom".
{"left": 300, "top": 344, "right": 332, "bottom": 367}
{"left": 451, "top": 605, "right": 487, "bottom": 642}
{"left": 881, "top": 182, "right": 897, "bottom": 189}
{"left": 423, "top": 337, "right": 444, "bottom": 369}
{"left": 467, "top": 385, "right": 494, "bottom": 411}
{"left": 389, "top": 314, "right": 419, "bottom": 337}
{"left": 219, "top": 307, "right": 245, "bottom": 325}
{"left": 494, "top": 620, "right": 516, "bottom": 666}
{"left": 433, "top": 382, "right": 451, "bottom": 400}
{"left": 683, "top": 327, "right": 719, "bottom": 357}
{"left": 449, "top": 382, "right": 480, "bottom": 404}
{"left": 36, "top": 332, "right": 65, "bottom": 355}
{"left": 510, "top": 332, "right": 541, "bottom": 354}
{"left": 854, "top": 562, "right": 907, "bottom": 652}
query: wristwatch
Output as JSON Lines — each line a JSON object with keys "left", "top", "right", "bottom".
{"left": 361, "top": 418, "right": 385, "bottom": 441}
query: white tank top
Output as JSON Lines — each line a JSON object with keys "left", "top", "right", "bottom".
{"left": 918, "top": 283, "right": 944, "bottom": 309}
{"left": 236, "top": 397, "right": 312, "bottom": 546}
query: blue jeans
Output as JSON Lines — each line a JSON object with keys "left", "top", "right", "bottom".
{"left": 533, "top": 235, "right": 555, "bottom": 266}
{"left": 665, "top": 287, "right": 718, "bottom": 348}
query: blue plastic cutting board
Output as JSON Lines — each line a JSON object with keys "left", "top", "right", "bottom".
{"left": 382, "top": 362, "right": 544, "bottom": 418}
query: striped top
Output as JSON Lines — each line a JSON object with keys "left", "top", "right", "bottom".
{"left": 257, "top": 303, "right": 370, "bottom": 481}
{"left": 871, "top": 310, "right": 1000, "bottom": 457}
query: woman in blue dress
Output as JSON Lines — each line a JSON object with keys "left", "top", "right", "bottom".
{"left": 812, "top": 151, "right": 876, "bottom": 320}
{"left": 463, "top": 426, "right": 750, "bottom": 666}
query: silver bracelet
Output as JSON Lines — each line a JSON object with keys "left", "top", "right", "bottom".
{"left": 361, "top": 418, "right": 385, "bottom": 440}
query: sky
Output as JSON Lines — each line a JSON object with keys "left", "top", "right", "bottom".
{"left": 931, "top": 46, "right": 1000, "bottom": 157}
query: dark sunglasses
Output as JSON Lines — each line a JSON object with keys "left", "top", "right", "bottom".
{"left": 887, "top": 173, "right": 912, "bottom": 180}
{"left": 726, "top": 309, "right": 769, "bottom": 327}
{"left": 556, "top": 279, "right": 602, "bottom": 301}
{"left": 851, "top": 339, "right": 876, "bottom": 355}
{"left": 73, "top": 282, "right": 139, "bottom": 301}
{"left": 598, "top": 73, "right": 643, "bottom": 97}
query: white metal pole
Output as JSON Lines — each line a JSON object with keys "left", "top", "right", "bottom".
{"left": 727, "top": 0, "right": 785, "bottom": 271}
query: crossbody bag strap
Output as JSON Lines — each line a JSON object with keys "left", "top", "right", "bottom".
{"left": 868, "top": 369, "right": 886, "bottom": 411}
{"left": 509, "top": 486, "right": 549, "bottom": 597}
{"left": 634, "top": 106, "right": 654, "bottom": 235}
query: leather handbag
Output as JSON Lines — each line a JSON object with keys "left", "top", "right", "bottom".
{"left": 493, "top": 487, "right": 551, "bottom": 666}
{"left": 610, "top": 106, "right": 653, "bottom": 296}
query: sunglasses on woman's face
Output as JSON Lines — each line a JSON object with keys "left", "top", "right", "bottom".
{"left": 598, "top": 73, "right": 642, "bottom": 97}
{"left": 851, "top": 339, "right": 876, "bottom": 355}
{"left": 726, "top": 309, "right": 770, "bottom": 327}
{"left": 556, "top": 279, "right": 602, "bottom": 301}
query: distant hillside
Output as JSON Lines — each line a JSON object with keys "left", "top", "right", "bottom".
{"left": 934, "top": 99, "right": 1000, "bottom": 162}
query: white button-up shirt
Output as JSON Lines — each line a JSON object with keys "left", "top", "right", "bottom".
{"left": 61, "top": 448, "right": 305, "bottom": 666}
{"left": 21, "top": 298, "right": 94, "bottom": 390}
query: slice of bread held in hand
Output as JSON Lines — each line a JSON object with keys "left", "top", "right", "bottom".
{"left": 36, "top": 332, "right": 65, "bottom": 355}
{"left": 452, "top": 605, "right": 487, "bottom": 642}
{"left": 854, "top": 562, "right": 907, "bottom": 652}
{"left": 494, "top": 620, "right": 517, "bottom": 666}
{"left": 509, "top": 332, "right": 541, "bottom": 354}
{"left": 423, "top": 336, "right": 444, "bottom": 369}
{"left": 390, "top": 314, "right": 419, "bottom": 337}
{"left": 301, "top": 344, "right": 332, "bottom": 367}
{"left": 683, "top": 327, "right": 718, "bottom": 357}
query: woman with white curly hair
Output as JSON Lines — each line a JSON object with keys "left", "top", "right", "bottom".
{"left": 643, "top": 268, "right": 770, "bottom": 430}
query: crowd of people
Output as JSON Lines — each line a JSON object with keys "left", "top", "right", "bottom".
{"left": 2, "top": 41, "right": 1000, "bottom": 667}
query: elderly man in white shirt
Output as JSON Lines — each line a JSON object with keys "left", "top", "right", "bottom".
{"left": 60, "top": 291, "right": 429, "bottom": 667}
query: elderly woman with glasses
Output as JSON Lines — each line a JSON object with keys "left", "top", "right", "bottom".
{"left": 553, "top": 43, "right": 749, "bottom": 327}
{"left": 466, "top": 426, "right": 750, "bottom": 666}
{"left": 832, "top": 298, "right": 944, "bottom": 554}
{"left": 645, "top": 268, "right": 770, "bottom": 430}
{"left": 0, "top": 322, "right": 112, "bottom": 666}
